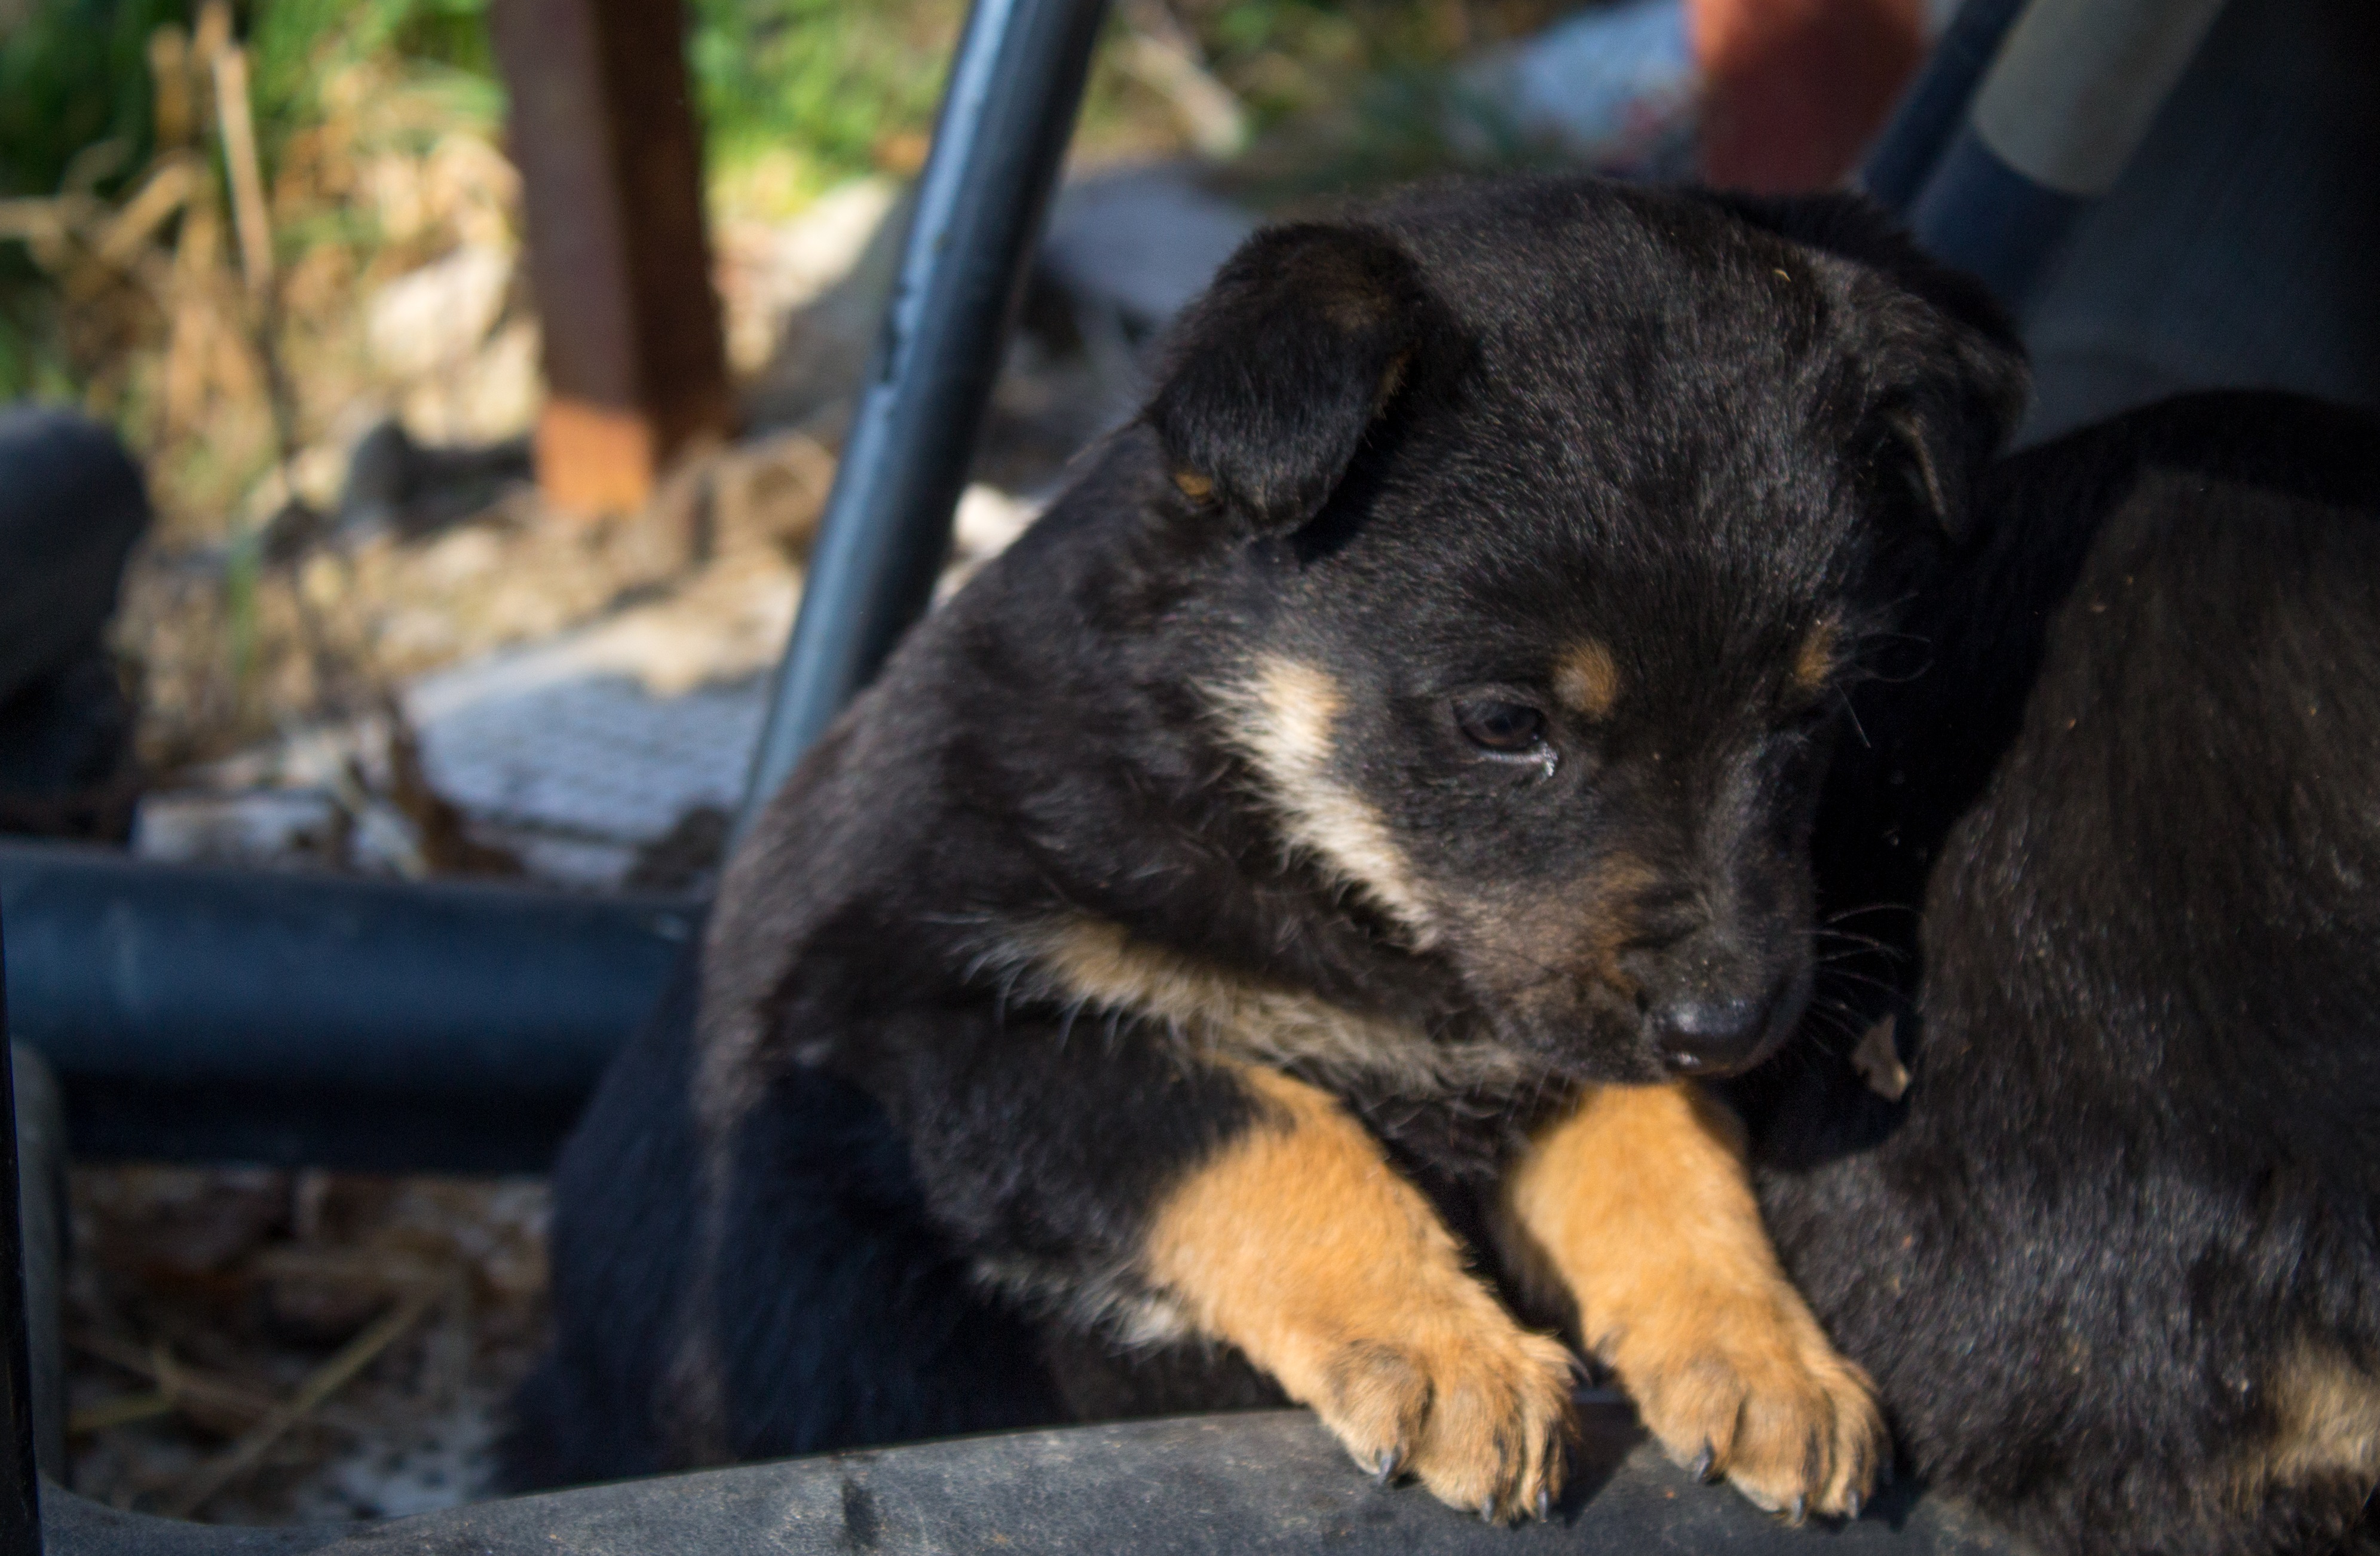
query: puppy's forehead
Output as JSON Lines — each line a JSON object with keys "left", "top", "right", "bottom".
{"left": 1379, "top": 197, "right": 1860, "bottom": 503}
{"left": 1313, "top": 180, "right": 1881, "bottom": 691}
{"left": 1382, "top": 180, "right": 1831, "bottom": 348}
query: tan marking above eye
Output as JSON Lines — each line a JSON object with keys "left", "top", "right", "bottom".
{"left": 1792, "top": 618, "right": 1841, "bottom": 694}
{"left": 1174, "top": 471, "right": 1215, "bottom": 500}
{"left": 1554, "top": 641, "right": 1621, "bottom": 718}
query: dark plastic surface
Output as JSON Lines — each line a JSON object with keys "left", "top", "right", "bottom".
{"left": 42, "top": 1410, "right": 2031, "bottom": 1555}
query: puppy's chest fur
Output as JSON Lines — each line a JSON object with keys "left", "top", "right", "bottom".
{"left": 985, "top": 911, "right": 1555, "bottom": 1175}
{"left": 940, "top": 910, "right": 1551, "bottom": 1350}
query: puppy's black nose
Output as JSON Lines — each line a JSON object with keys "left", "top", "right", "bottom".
{"left": 1651, "top": 997, "right": 1769, "bottom": 1076}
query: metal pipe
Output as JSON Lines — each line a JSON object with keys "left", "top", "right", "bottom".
{"left": 0, "top": 906, "right": 40, "bottom": 1556}
{"left": 739, "top": 0, "right": 1111, "bottom": 828}
{"left": 0, "top": 842, "right": 694, "bottom": 1169}
{"left": 1857, "top": 0, "right": 2029, "bottom": 214}
{"left": 1903, "top": 0, "right": 2226, "bottom": 309}
{"left": 9, "top": 1047, "right": 62, "bottom": 1485}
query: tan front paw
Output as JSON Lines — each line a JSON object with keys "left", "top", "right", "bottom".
{"left": 1312, "top": 1321, "right": 1577, "bottom": 1523}
{"left": 1611, "top": 1299, "right": 1884, "bottom": 1521}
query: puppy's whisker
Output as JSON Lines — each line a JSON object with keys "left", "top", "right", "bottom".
{"left": 1836, "top": 687, "right": 1871, "bottom": 748}
{"left": 1821, "top": 902, "right": 1919, "bottom": 929}
{"left": 1809, "top": 924, "right": 1894, "bottom": 949}
{"left": 1818, "top": 968, "right": 1904, "bottom": 997}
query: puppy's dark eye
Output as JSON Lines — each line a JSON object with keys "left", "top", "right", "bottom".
{"left": 1455, "top": 699, "right": 1546, "bottom": 754}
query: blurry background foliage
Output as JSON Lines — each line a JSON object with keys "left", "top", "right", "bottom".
{"left": 0, "top": 0, "right": 1581, "bottom": 405}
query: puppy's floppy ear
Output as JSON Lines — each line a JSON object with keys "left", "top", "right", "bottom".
{"left": 1709, "top": 191, "right": 2030, "bottom": 540}
{"left": 1145, "top": 222, "right": 1433, "bottom": 532}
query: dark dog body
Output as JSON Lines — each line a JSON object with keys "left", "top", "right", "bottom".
{"left": 509, "top": 175, "right": 2027, "bottom": 1515}
{"left": 1737, "top": 391, "right": 2380, "bottom": 1554}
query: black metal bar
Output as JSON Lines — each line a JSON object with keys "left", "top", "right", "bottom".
{"left": 0, "top": 896, "right": 41, "bottom": 1556}
{"left": 1857, "top": 0, "right": 2028, "bottom": 214}
{"left": 1903, "top": 128, "right": 2087, "bottom": 308}
{"left": 8, "top": 1046, "right": 63, "bottom": 1486}
{"left": 0, "top": 842, "right": 694, "bottom": 1170}
{"left": 739, "top": 0, "right": 1111, "bottom": 825}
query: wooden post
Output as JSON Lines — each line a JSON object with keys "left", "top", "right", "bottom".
{"left": 488, "top": 0, "right": 732, "bottom": 514}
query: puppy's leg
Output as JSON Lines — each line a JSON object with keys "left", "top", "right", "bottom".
{"left": 1145, "top": 1065, "right": 1575, "bottom": 1521}
{"left": 1501, "top": 1082, "right": 1882, "bottom": 1519}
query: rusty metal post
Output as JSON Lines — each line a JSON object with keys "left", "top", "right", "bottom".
{"left": 489, "top": 0, "right": 732, "bottom": 514}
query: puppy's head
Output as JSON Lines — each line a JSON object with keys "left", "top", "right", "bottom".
{"left": 1147, "top": 178, "right": 2025, "bottom": 1083}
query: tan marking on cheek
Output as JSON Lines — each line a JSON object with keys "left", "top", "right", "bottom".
{"left": 1793, "top": 618, "right": 1841, "bottom": 694}
{"left": 1464, "top": 855, "right": 1658, "bottom": 1012}
{"left": 1010, "top": 915, "right": 1525, "bottom": 1094}
{"left": 2240, "top": 1349, "right": 2380, "bottom": 1504}
{"left": 1580, "top": 854, "right": 1659, "bottom": 981}
{"left": 1497, "top": 1082, "right": 1883, "bottom": 1518}
{"left": 1217, "top": 657, "right": 1435, "bottom": 942}
{"left": 1554, "top": 641, "right": 1621, "bottom": 718}
{"left": 1145, "top": 1065, "right": 1574, "bottom": 1518}
{"left": 1174, "top": 471, "right": 1214, "bottom": 500}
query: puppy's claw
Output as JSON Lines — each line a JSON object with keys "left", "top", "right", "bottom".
{"left": 1613, "top": 1302, "right": 1885, "bottom": 1520}
{"left": 1312, "top": 1324, "right": 1573, "bottom": 1520}
{"left": 1536, "top": 1489, "right": 1552, "bottom": 1522}
{"left": 1845, "top": 1490, "right": 1863, "bottom": 1521}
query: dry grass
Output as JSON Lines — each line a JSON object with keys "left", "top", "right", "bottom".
{"left": 64, "top": 1166, "right": 550, "bottom": 1523}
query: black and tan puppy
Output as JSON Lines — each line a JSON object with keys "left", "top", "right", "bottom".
{"left": 506, "top": 176, "right": 2026, "bottom": 1521}
{"left": 1738, "top": 391, "right": 2380, "bottom": 1554}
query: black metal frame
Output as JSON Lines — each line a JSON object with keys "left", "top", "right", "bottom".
{"left": 0, "top": 843, "right": 695, "bottom": 1171}
{"left": 0, "top": 0, "right": 2225, "bottom": 1542}
{"left": 2, "top": 938, "right": 39, "bottom": 1556}
{"left": 740, "top": 0, "right": 1112, "bottom": 819}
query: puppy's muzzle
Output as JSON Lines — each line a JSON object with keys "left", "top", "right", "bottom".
{"left": 1619, "top": 904, "right": 1800, "bottom": 1079}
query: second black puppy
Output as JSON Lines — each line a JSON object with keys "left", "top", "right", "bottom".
{"left": 1741, "top": 392, "right": 2380, "bottom": 1555}
{"left": 509, "top": 176, "right": 2028, "bottom": 1520}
